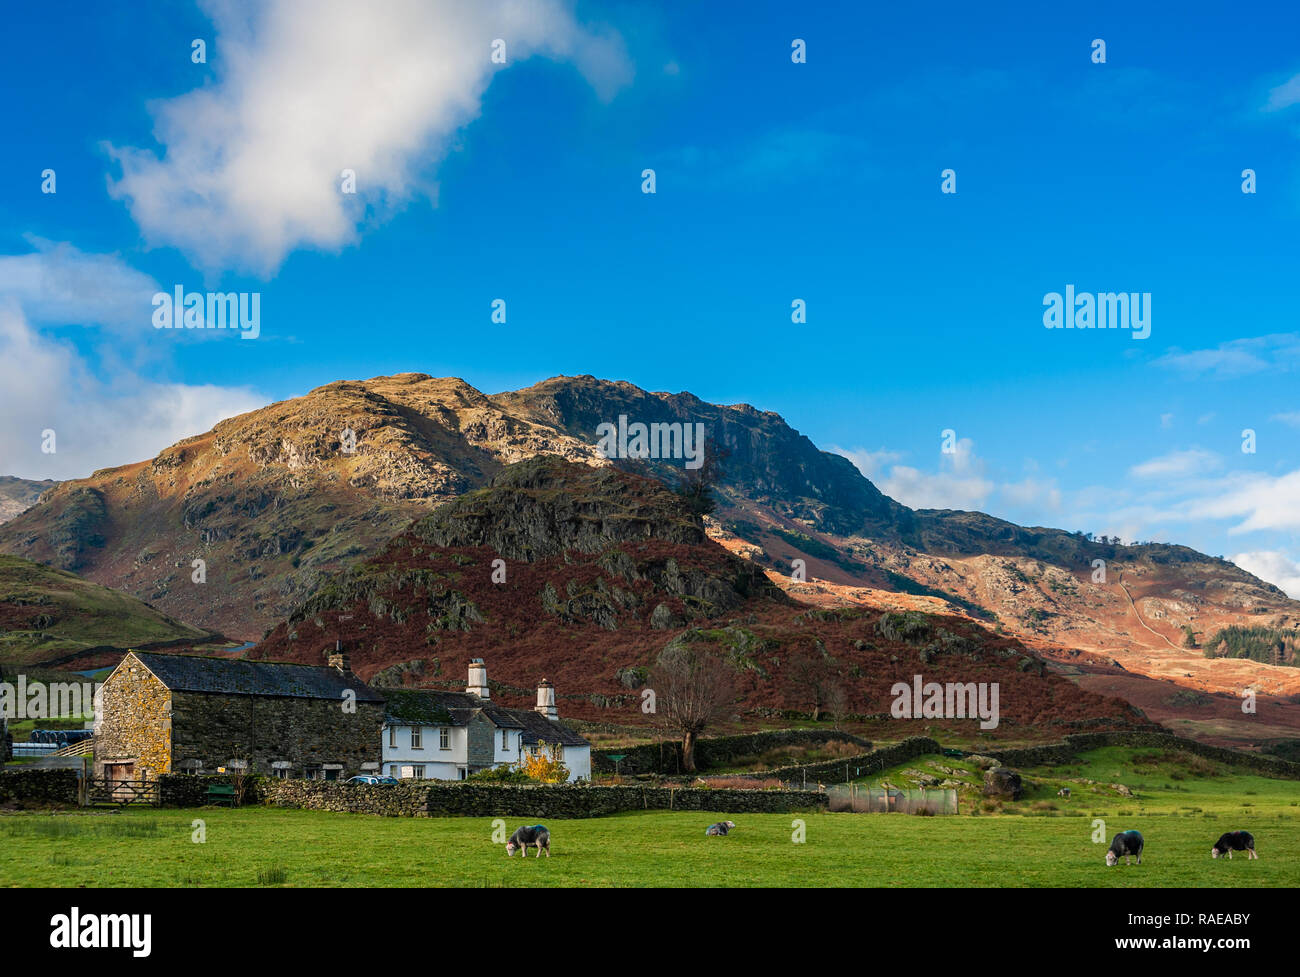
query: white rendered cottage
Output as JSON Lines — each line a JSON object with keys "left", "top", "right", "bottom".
{"left": 381, "top": 659, "right": 591, "bottom": 781}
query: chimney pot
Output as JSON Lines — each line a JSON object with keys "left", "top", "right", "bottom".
{"left": 467, "top": 658, "right": 489, "bottom": 699}
{"left": 535, "top": 678, "right": 558, "bottom": 720}
{"left": 326, "top": 647, "right": 351, "bottom": 674}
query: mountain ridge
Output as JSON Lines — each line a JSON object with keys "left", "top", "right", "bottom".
{"left": 0, "top": 372, "right": 1293, "bottom": 701}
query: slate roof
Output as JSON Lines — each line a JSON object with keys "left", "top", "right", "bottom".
{"left": 504, "top": 707, "right": 590, "bottom": 748}
{"left": 130, "top": 652, "right": 385, "bottom": 703}
{"left": 381, "top": 688, "right": 587, "bottom": 746}
{"left": 382, "top": 689, "right": 524, "bottom": 729}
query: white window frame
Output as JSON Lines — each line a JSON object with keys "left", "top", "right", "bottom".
{"left": 411, "top": 726, "right": 423, "bottom": 749}
{"left": 439, "top": 727, "right": 450, "bottom": 750}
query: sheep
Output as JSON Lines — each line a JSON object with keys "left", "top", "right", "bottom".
{"left": 1211, "top": 831, "right": 1257, "bottom": 860}
{"left": 505, "top": 824, "right": 550, "bottom": 858}
{"left": 1105, "top": 830, "right": 1143, "bottom": 866}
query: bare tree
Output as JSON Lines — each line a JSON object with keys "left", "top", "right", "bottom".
{"left": 783, "top": 649, "right": 841, "bottom": 722}
{"left": 824, "top": 683, "right": 849, "bottom": 731}
{"left": 651, "top": 643, "right": 735, "bottom": 772}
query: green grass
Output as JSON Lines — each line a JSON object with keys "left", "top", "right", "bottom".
{"left": 0, "top": 554, "right": 208, "bottom": 666}
{"left": 2, "top": 745, "right": 1296, "bottom": 887}
{"left": 0, "top": 805, "right": 1295, "bottom": 887}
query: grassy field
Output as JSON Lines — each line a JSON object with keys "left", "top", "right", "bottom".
{"left": 1, "top": 805, "right": 1296, "bottom": 888}
{"left": 1, "top": 746, "right": 1296, "bottom": 887}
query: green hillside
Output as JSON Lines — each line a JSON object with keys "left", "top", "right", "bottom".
{"left": 0, "top": 554, "right": 210, "bottom": 666}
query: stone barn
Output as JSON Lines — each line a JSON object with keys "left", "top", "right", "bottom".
{"left": 94, "top": 649, "right": 384, "bottom": 782}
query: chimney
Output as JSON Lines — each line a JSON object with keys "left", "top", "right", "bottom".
{"left": 327, "top": 640, "right": 351, "bottom": 676}
{"left": 467, "top": 658, "right": 489, "bottom": 699}
{"left": 535, "top": 679, "right": 558, "bottom": 720}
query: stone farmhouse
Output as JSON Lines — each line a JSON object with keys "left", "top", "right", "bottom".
{"left": 382, "top": 659, "right": 591, "bottom": 781}
{"left": 94, "top": 649, "right": 384, "bottom": 782}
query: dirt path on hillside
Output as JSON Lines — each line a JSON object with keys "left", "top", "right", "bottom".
{"left": 1118, "top": 575, "right": 1180, "bottom": 651}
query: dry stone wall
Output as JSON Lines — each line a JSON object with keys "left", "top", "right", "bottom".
{"left": 0, "top": 769, "right": 79, "bottom": 806}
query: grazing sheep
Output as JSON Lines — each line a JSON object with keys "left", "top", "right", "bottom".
{"left": 506, "top": 824, "right": 550, "bottom": 858}
{"left": 1057, "top": 787, "right": 1071, "bottom": 798}
{"left": 1211, "top": 831, "right": 1257, "bottom": 860}
{"left": 1105, "top": 830, "right": 1143, "bottom": 866}
{"left": 705, "top": 820, "right": 736, "bottom": 836}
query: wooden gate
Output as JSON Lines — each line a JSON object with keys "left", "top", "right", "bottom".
{"left": 82, "top": 778, "right": 159, "bottom": 806}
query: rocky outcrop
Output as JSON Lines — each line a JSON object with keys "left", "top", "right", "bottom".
{"left": 982, "top": 766, "right": 1024, "bottom": 800}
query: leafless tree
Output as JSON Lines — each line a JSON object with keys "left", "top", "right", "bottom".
{"left": 783, "top": 650, "right": 842, "bottom": 722}
{"left": 651, "top": 643, "right": 735, "bottom": 772}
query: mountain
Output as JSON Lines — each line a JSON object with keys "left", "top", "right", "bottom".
{"left": 0, "top": 476, "right": 57, "bottom": 525}
{"left": 0, "top": 373, "right": 1295, "bottom": 704}
{"left": 0, "top": 554, "right": 213, "bottom": 667}
{"left": 250, "top": 456, "right": 1145, "bottom": 733}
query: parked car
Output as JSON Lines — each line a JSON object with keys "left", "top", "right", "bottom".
{"left": 345, "top": 775, "right": 398, "bottom": 785}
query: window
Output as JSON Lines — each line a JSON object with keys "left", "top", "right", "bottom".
{"left": 501, "top": 730, "right": 509, "bottom": 750}
{"left": 411, "top": 726, "right": 423, "bottom": 749}
{"left": 388, "top": 726, "right": 396, "bottom": 748}
{"left": 458, "top": 768, "right": 467, "bottom": 780}
{"left": 272, "top": 767, "right": 290, "bottom": 779}
{"left": 439, "top": 727, "right": 450, "bottom": 750}
{"left": 554, "top": 744, "right": 564, "bottom": 761}
{"left": 411, "top": 765, "right": 425, "bottom": 779}
{"left": 529, "top": 745, "right": 540, "bottom": 756}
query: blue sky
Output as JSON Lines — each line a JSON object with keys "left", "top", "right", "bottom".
{"left": 2, "top": 1, "right": 1300, "bottom": 593}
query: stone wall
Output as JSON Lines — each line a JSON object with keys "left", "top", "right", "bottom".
{"left": 169, "top": 689, "right": 383, "bottom": 779}
{"left": 0, "top": 769, "right": 79, "bottom": 806}
{"left": 153, "top": 774, "right": 826, "bottom": 818}
{"left": 981, "top": 731, "right": 1300, "bottom": 779}
{"left": 707, "top": 736, "right": 943, "bottom": 786}
{"left": 94, "top": 657, "right": 172, "bottom": 778}
{"left": 591, "top": 728, "right": 874, "bottom": 775}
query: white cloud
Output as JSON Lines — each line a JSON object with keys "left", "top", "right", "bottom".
{"left": 0, "top": 238, "right": 160, "bottom": 335}
{"left": 1129, "top": 448, "right": 1222, "bottom": 479}
{"left": 1001, "top": 477, "right": 1061, "bottom": 511}
{"left": 832, "top": 446, "right": 902, "bottom": 480}
{"left": 1186, "top": 470, "right": 1300, "bottom": 534}
{"left": 0, "top": 302, "right": 265, "bottom": 480}
{"left": 1264, "top": 73, "right": 1300, "bottom": 112}
{"left": 1232, "top": 550, "right": 1300, "bottom": 598}
{"left": 105, "top": 0, "right": 631, "bottom": 275}
{"left": 1153, "top": 333, "right": 1300, "bottom": 379}
{"left": 835, "top": 440, "right": 994, "bottom": 512}
{"left": 1271, "top": 411, "right": 1300, "bottom": 428}
{"left": 0, "top": 245, "right": 268, "bottom": 480}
